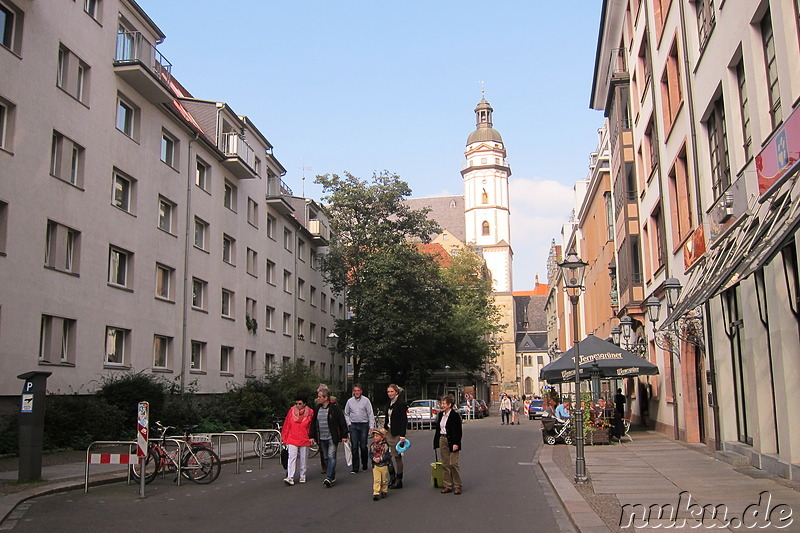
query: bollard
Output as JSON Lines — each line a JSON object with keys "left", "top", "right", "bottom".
{"left": 17, "top": 371, "right": 52, "bottom": 482}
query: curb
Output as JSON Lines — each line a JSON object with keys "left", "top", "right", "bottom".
{"left": 538, "top": 444, "right": 611, "bottom": 533}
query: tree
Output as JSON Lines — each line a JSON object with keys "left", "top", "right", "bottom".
{"left": 315, "top": 171, "right": 441, "bottom": 385}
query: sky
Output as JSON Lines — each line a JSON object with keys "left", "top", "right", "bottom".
{"left": 135, "top": 1, "right": 605, "bottom": 291}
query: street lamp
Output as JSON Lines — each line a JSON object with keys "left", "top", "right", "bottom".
{"left": 327, "top": 332, "right": 343, "bottom": 392}
{"left": 610, "top": 326, "right": 621, "bottom": 346}
{"left": 558, "top": 250, "right": 589, "bottom": 484}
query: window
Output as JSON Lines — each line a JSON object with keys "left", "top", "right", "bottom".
{"left": 297, "top": 318, "right": 305, "bottom": 340}
{"left": 482, "top": 221, "right": 490, "bottom": 236}
{"left": 266, "top": 260, "right": 276, "bottom": 285}
{"left": 735, "top": 59, "right": 752, "bottom": 161}
{"left": 222, "top": 234, "right": 235, "bottom": 265}
{"left": 190, "top": 341, "right": 205, "bottom": 372}
{"left": 707, "top": 94, "right": 730, "bottom": 198}
{"left": 0, "top": 200, "right": 7, "bottom": 254}
{"left": 298, "top": 239, "right": 306, "bottom": 261}
{"left": 604, "top": 192, "right": 614, "bottom": 242}
{"left": 221, "top": 289, "right": 234, "bottom": 318}
{"left": 195, "top": 158, "right": 209, "bottom": 190}
{"left": 298, "top": 278, "right": 305, "bottom": 300}
{"left": 246, "top": 247, "right": 257, "bottom": 276}
{"left": 643, "top": 118, "right": 658, "bottom": 178}
{"left": 39, "top": 315, "right": 75, "bottom": 364}
{"left": 50, "top": 131, "right": 84, "bottom": 186}
{"left": 310, "top": 286, "right": 317, "bottom": 307}
{"left": 1, "top": 1, "right": 22, "bottom": 53}
{"left": 650, "top": 204, "right": 666, "bottom": 271}
{"left": 84, "top": 0, "right": 100, "bottom": 20}
{"left": 108, "top": 245, "right": 132, "bottom": 288}
{"left": 321, "top": 327, "right": 328, "bottom": 346}
{"left": 246, "top": 297, "right": 256, "bottom": 324}
{"left": 220, "top": 346, "right": 233, "bottom": 374}
{"left": 284, "top": 228, "right": 292, "bottom": 251}
{"left": 160, "top": 131, "right": 178, "bottom": 168}
{"left": 266, "top": 353, "right": 275, "bottom": 372}
{"left": 245, "top": 350, "right": 257, "bottom": 378}
{"left": 158, "top": 196, "right": 175, "bottom": 233}
{"left": 283, "top": 313, "right": 292, "bottom": 336}
{"left": 330, "top": 297, "right": 336, "bottom": 316}
{"left": 660, "top": 41, "right": 682, "bottom": 132}
{"left": 668, "top": 146, "right": 694, "bottom": 244}
{"left": 0, "top": 96, "right": 14, "bottom": 151}
{"left": 45, "top": 220, "right": 79, "bottom": 273}
{"left": 266, "top": 214, "right": 276, "bottom": 239}
{"left": 105, "top": 326, "right": 128, "bottom": 365}
{"left": 115, "top": 94, "right": 138, "bottom": 139}
{"left": 247, "top": 197, "right": 258, "bottom": 227}
{"left": 112, "top": 170, "right": 135, "bottom": 213}
{"left": 310, "top": 323, "right": 317, "bottom": 344}
{"left": 321, "top": 292, "right": 328, "bottom": 312}
{"left": 695, "top": 0, "right": 715, "bottom": 50}
{"left": 265, "top": 306, "right": 275, "bottom": 330}
{"left": 223, "top": 180, "right": 237, "bottom": 211}
{"left": 191, "top": 278, "right": 207, "bottom": 310}
{"left": 283, "top": 270, "right": 292, "bottom": 293}
{"left": 153, "top": 335, "right": 170, "bottom": 369}
{"left": 155, "top": 263, "right": 173, "bottom": 300}
{"left": 760, "top": 10, "right": 781, "bottom": 129}
{"left": 194, "top": 218, "right": 208, "bottom": 250}
{"left": 310, "top": 249, "right": 318, "bottom": 269}
{"left": 56, "top": 44, "right": 90, "bottom": 103}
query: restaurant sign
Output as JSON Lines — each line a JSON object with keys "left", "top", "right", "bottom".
{"left": 757, "top": 105, "right": 800, "bottom": 200}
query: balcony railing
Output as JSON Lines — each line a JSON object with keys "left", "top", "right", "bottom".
{"left": 267, "top": 176, "right": 293, "bottom": 197}
{"left": 220, "top": 132, "right": 255, "bottom": 167}
{"left": 115, "top": 31, "right": 172, "bottom": 87}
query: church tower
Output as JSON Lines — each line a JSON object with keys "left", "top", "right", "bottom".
{"left": 462, "top": 97, "right": 516, "bottom": 400}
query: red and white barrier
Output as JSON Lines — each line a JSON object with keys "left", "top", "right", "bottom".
{"left": 88, "top": 453, "right": 137, "bottom": 465}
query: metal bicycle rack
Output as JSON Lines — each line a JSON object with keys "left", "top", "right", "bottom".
{"left": 84, "top": 440, "right": 136, "bottom": 493}
{"left": 206, "top": 432, "right": 241, "bottom": 473}
{"left": 248, "top": 429, "right": 286, "bottom": 468}
{"left": 223, "top": 430, "right": 264, "bottom": 470}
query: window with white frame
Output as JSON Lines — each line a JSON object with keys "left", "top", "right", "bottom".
{"left": 283, "top": 228, "right": 292, "bottom": 251}
{"left": 760, "top": 9, "right": 782, "bottom": 129}
{"left": 265, "top": 306, "right": 275, "bottom": 330}
{"left": 321, "top": 327, "right": 327, "bottom": 346}
{"left": 283, "top": 312, "right": 292, "bottom": 336}
{"left": 298, "top": 239, "right": 306, "bottom": 262}
{"left": 321, "top": 292, "right": 327, "bottom": 312}
{"left": 310, "top": 249, "right": 318, "bottom": 269}
{"left": 191, "top": 278, "right": 207, "bottom": 309}
{"left": 297, "top": 278, "right": 305, "bottom": 300}
{"left": 195, "top": 158, "right": 209, "bottom": 190}
{"left": 222, "top": 234, "right": 235, "bottom": 265}
{"left": 283, "top": 270, "right": 292, "bottom": 293}
{"left": 57, "top": 44, "right": 90, "bottom": 103}
{"left": 253, "top": 156, "right": 261, "bottom": 176}
{"left": 105, "top": 326, "right": 128, "bottom": 365}
{"left": 39, "top": 314, "right": 76, "bottom": 364}
{"left": 0, "top": 201, "right": 7, "bottom": 254}
{"left": 297, "top": 318, "right": 305, "bottom": 340}
{"left": 153, "top": 335, "right": 170, "bottom": 369}
{"left": 247, "top": 197, "right": 258, "bottom": 227}
{"left": 155, "top": 263, "right": 173, "bottom": 300}
{"left": 706, "top": 94, "right": 730, "bottom": 199}
{"left": 245, "top": 349, "right": 256, "bottom": 377}
{"left": 0, "top": 97, "right": 13, "bottom": 151}
{"left": 223, "top": 180, "right": 237, "bottom": 211}
{"left": 246, "top": 247, "right": 257, "bottom": 276}
{"left": 266, "top": 260, "right": 276, "bottom": 285}
{"left": 194, "top": 217, "right": 208, "bottom": 250}
{"left": 112, "top": 170, "right": 135, "bottom": 213}
{"left": 45, "top": 220, "right": 79, "bottom": 273}
{"left": 310, "top": 323, "right": 317, "bottom": 344}
{"left": 158, "top": 196, "right": 175, "bottom": 233}
{"left": 310, "top": 286, "right": 317, "bottom": 307}
{"left": 108, "top": 245, "right": 132, "bottom": 288}
{"left": 266, "top": 214, "right": 276, "bottom": 239}
{"left": 220, "top": 346, "right": 233, "bottom": 374}
{"left": 160, "top": 130, "right": 179, "bottom": 169}
{"left": 246, "top": 297, "right": 256, "bottom": 322}
{"left": 330, "top": 297, "right": 335, "bottom": 316}
{"left": 265, "top": 353, "right": 275, "bottom": 372}
{"left": 1, "top": 1, "right": 23, "bottom": 53}
{"left": 190, "top": 341, "right": 205, "bottom": 371}
{"left": 50, "top": 130, "right": 84, "bottom": 186}
{"left": 115, "top": 94, "right": 138, "bottom": 139}
{"left": 84, "top": 0, "right": 101, "bottom": 20}
{"left": 221, "top": 288, "right": 234, "bottom": 318}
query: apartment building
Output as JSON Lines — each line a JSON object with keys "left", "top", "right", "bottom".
{"left": 590, "top": 0, "right": 800, "bottom": 480}
{"left": 0, "top": 0, "right": 343, "bottom": 402}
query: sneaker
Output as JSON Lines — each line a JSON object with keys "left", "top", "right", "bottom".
{"left": 380, "top": 492, "right": 387, "bottom": 499}
{"left": 373, "top": 494, "right": 380, "bottom": 501}
{"left": 284, "top": 477, "right": 294, "bottom": 486}
{"left": 351, "top": 470, "right": 358, "bottom": 475}
{"left": 299, "top": 477, "right": 306, "bottom": 484}
{"left": 323, "top": 478, "right": 332, "bottom": 487}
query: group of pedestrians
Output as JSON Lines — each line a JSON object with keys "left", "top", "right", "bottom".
{"left": 498, "top": 393, "right": 522, "bottom": 425}
{"left": 279, "top": 384, "right": 464, "bottom": 499}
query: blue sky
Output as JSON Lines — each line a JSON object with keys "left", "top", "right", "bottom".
{"left": 136, "top": 1, "right": 604, "bottom": 290}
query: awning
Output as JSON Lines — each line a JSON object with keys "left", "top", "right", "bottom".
{"left": 662, "top": 174, "right": 800, "bottom": 328}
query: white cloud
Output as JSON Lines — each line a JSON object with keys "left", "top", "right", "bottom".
{"left": 509, "top": 177, "right": 574, "bottom": 290}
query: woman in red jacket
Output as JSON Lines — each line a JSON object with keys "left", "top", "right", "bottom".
{"left": 282, "top": 395, "right": 315, "bottom": 485}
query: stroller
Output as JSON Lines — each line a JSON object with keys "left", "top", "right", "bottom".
{"left": 541, "top": 413, "right": 573, "bottom": 445}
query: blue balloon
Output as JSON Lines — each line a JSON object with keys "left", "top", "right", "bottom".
{"left": 395, "top": 438, "right": 412, "bottom": 455}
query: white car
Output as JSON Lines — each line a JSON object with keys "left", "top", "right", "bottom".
{"left": 407, "top": 399, "right": 439, "bottom": 422}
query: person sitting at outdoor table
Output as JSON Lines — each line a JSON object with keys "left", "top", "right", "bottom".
{"left": 555, "top": 400, "right": 571, "bottom": 420}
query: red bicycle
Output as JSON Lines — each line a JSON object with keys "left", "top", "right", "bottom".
{"left": 130, "top": 421, "right": 221, "bottom": 484}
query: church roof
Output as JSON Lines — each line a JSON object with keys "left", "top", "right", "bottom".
{"left": 467, "top": 97, "right": 503, "bottom": 145}
{"left": 514, "top": 293, "right": 548, "bottom": 332}
{"left": 467, "top": 127, "right": 503, "bottom": 145}
{"left": 405, "top": 195, "right": 466, "bottom": 242}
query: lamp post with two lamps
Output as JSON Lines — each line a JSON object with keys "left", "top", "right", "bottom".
{"left": 558, "top": 250, "right": 590, "bottom": 484}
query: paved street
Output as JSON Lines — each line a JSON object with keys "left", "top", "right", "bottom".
{"left": 2, "top": 418, "right": 571, "bottom": 532}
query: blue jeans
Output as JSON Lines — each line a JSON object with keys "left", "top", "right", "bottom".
{"left": 348, "top": 423, "right": 369, "bottom": 471}
{"left": 320, "top": 439, "right": 338, "bottom": 480}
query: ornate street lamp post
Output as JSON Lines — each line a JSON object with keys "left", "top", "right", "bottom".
{"left": 558, "top": 250, "right": 589, "bottom": 484}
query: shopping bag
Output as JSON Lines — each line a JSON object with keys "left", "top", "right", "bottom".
{"left": 344, "top": 439, "right": 352, "bottom": 467}
{"left": 431, "top": 449, "right": 444, "bottom": 488}
{"left": 280, "top": 445, "right": 289, "bottom": 470}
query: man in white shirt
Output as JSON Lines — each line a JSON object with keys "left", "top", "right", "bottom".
{"left": 344, "top": 384, "right": 375, "bottom": 474}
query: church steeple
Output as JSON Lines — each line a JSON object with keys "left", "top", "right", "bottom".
{"left": 467, "top": 97, "right": 504, "bottom": 145}
{"left": 475, "top": 97, "right": 493, "bottom": 128}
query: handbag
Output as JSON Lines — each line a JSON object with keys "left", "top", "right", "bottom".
{"left": 280, "top": 445, "right": 289, "bottom": 470}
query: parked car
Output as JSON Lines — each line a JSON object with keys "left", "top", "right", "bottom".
{"left": 476, "top": 399, "right": 489, "bottom": 418}
{"left": 408, "top": 399, "right": 439, "bottom": 422}
{"left": 458, "top": 401, "right": 483, "bottom": 419}
{"left": 528, "top": 399, "right": 545, "bottom": 420}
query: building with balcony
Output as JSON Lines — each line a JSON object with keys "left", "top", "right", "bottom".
{"left": 0, "top": 0, "right": 344, "bottom": 403}
{"left": 589, "top": 0, "right": 800, "bottom": 481}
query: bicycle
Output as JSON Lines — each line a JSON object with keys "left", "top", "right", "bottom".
{"left": 130, "top": 421, "right": 222, "bottom": 484}
{"left": 253, "top": 419, "right": 319, "bottom": 459}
